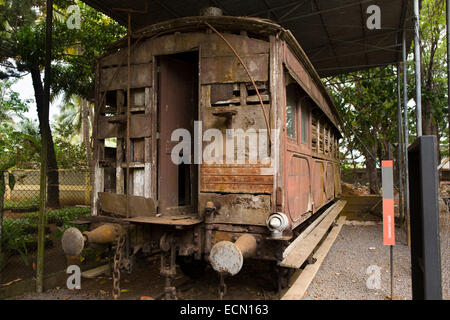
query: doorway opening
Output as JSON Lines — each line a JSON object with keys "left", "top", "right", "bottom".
{"left": 157, "top": 51, "right": 199, "bottom": 213}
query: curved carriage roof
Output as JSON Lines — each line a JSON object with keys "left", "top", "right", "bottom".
{"left": 82, "top": 0, "right": 415, "bottom": 78}
{"left": 101, "top": 15, "right": 346, "bottom": 132}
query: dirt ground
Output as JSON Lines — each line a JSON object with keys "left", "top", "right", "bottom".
{"left": 14, "top": 253, "right": 281, "bottom": 300}
{"left": 1, "top": 223, "right": 69, "bottom": 287}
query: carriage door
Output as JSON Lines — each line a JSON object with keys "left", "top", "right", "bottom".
{"left": 157, "top": 52, "right": 198, "bottom": 214}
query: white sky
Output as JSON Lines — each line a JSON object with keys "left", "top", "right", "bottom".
{"left": 10, "top": 73, "right": 62, "bottom": 123}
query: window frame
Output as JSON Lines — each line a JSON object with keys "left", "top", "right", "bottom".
{"left": 300, "top": 100, "right": 310, "bottom": 146}
{"left": 285, "top": 82, "right": 298, "bottom": 142}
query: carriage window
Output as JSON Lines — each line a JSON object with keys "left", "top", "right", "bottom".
{"left": 286, "top": 83, "right": 297, "bottom": 139}
{"left": 301, "top": 104, "right": 309, "bottom": 144}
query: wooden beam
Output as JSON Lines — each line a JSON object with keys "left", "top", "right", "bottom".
{"left": 280, "top": 200, "right": 346, "bottom": 268}
{"left": 281, "top": 216, "right": 346, "bottom": 300}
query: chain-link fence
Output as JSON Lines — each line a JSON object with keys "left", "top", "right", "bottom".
{"left": 0, "top": 169, "right": 92, "bottom": 294}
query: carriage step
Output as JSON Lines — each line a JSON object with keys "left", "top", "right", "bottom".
{"left": 279, "top": 200, "right": 346, "bottom": 269}
{"left": 281, "top": 216, "right": 347, "bottom": 300}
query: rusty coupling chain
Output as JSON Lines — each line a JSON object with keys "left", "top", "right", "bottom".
{"left": 113, "top": 233, "right": 126, "bottom": 300}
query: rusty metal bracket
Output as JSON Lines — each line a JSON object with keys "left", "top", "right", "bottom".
{"left": 159, "top": 234, "right": 178, "bottom": 300}
{"left": 211, "top": 109, "right": 238, "bottom": 130}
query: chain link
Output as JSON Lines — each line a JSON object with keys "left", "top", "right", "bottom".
{"left": 112, "top": 233, "right": 126, "bottom": 300}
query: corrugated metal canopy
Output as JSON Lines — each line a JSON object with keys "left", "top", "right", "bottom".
{"left": 81, "top": 0, "right": 414, "bottom": 77}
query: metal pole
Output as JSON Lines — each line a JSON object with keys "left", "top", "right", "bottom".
{"left": 387, "top": 143, "right": 394, "bottom": 300}
{"left": 414, "top": 0, "right": 422, "bottom": 137}
{"left": 402, "top": 31, "right": 411, "bottom": 246}
{"left": 396, "top": 65, "right": 404, "bottom": 224}
{"left": 37, "top": 0, "right": 53, "bottom": 293}
{"left": 126, "top": 13, "right": 131, "bottom": 219}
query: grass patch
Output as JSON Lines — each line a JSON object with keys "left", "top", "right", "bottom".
{"left": 4, "top": 196, "right": 40, "bottom": 210}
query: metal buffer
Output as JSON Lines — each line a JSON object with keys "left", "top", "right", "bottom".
{"left": 209, "top": 234, "right": 257, "bottom": 299}
{"left": 61, "top": 224, "right": 134, "bottom": 299}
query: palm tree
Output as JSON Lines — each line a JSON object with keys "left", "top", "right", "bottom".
{"left": 55, "top": 94, "right": 92, "bottom": 166}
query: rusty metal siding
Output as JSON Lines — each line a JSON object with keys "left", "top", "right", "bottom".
{"left": 287, "top": 155, "right": 310, "bottom": 222}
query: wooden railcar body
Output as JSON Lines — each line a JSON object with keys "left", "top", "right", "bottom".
{"left": 91, "top": 15, "right": 343, "bottom": 267}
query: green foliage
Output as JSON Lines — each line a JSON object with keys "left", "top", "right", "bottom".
{"left": 327, "top": 67, "right": 398, "bottom": 166}
{"left": 0, "top": 218, "right": 34, "bottom": 266}
{"left": 0, "top": 80, "right": 33, "bottom": 170}
{"left": 4, "top": 196, "right": 40, "bottom": 210}
{"left": 54, "top": 137, "right": 87, "bottom": 169}
{"left": 0, "top": 79, "right": 30, "bottom": 122}
{"left": 0, "top": 206, "right": 90, "bottom": 266}
{"left": 24, "top": 206, "right": 90, "bottom": 225}
{"left": 416, "top": 0, "right": 449, "bottom": 158}
{"left": 1, "top": 115, "right": 88, "bottom": 168}
{"left": 0, "top": 0, "right": 125, "bottom": 97}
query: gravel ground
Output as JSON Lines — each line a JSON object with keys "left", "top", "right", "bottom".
{"left": 303, "top": 219, "right": 449, "bottom": 300}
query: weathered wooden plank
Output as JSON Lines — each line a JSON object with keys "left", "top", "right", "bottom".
{"left": 92, "top": 140, "right": 105, "bottom": 216}
{"left": 281, "top": 216, "right": 346, "bottom": 300}
{"left": 200, "top": 193, "right": 271, "bottom": 225}
{"left": 270, "top": 35, "right": 284, "bottom": 213}
{"left": 103, "top": 33, "right": 205, "bottom": 66}
{"left": 129, "top": 113, "right": 152, "bottom": 138}
{"left": 200, "top": 183, "right": 272, "bottom": 194}
{"left": 144, "top": 85, "right": 152, "bottom": 199}
{"left": 124, "top": 216, "right": 202, "bottom": 226}
{"left": 132, "top": 169, "right": 145, "bottom": 196}
{"left": 201, "top": 33, "right": 269, "bottom": 57}
{"left": 97, "top": 118, "right": 124, "bottom": 139}
{"left": 280, "top": 200, "right": 346, "bottom": 268}
{"left": 201, "top": 54, "right": 268, "bottom": 84}
{"left": 133, "top": 139, "right": 145, "bottom": 163}
{"left": 201, "top": 175, "right": 273, "bottom": 185}
{"left": 97, "top": 114, "right": 151, "bottom": 139}
{"left": 98, "top": 192, "right": 156, "bottom": 217}
{"left": 100, "top": 63, "right": 152, "bottom": 91}
{"left": 81, "top": 264, "right": 111, "bottom": 279}
{"left": 210, "top": 83, "right": 234, "bottom": 104}
{"left": 202, "top": 166, "right": 274, "bottom": 176}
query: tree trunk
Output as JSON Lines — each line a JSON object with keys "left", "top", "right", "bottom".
{"left": 30, "top": 66, "right": 60, "bottom": 208}
{"left": 423, "top": 100, "right": 434, "bottom": 136}
{"left": 365, "top": 154, "right": 379, "bottom": 194}
{"left": 364, "top": 136, "right": 379, "bottom": 194}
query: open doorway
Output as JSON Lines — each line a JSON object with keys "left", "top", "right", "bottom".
{"left": 157, "top": 51, "right": 199, "bottom": 214}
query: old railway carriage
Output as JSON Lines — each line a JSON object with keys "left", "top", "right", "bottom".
{"left": 62, "top": 14, "right": 343, "bottom": 298}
